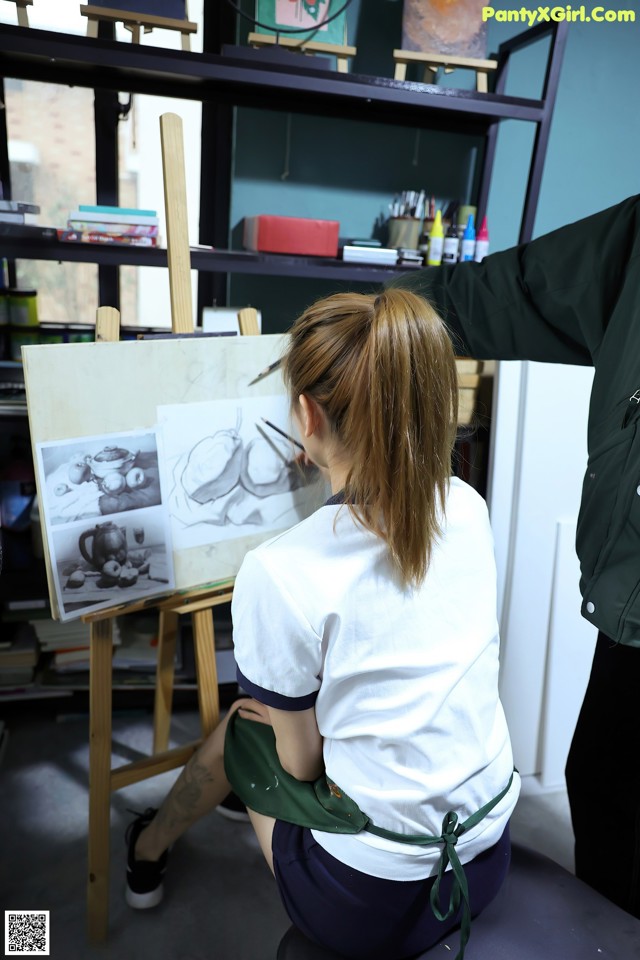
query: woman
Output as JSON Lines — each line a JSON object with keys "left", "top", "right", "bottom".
{"left": 125, "top": 288, "right": 520, "bottom": 960}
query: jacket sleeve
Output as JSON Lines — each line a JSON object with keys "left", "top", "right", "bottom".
{"left": 411, "top": 195, "right": 640, "bottom": 365}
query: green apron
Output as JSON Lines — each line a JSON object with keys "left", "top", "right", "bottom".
{"left": 224, "top": 712, "right": 514, "bottom": 960}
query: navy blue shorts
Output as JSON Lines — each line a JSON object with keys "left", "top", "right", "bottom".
{"left": 272, "top": 821, "right": 511, "bottom": 960}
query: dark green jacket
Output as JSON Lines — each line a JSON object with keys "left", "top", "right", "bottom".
{"left": 421, "top": 195, "right": 640, "bottom": 647}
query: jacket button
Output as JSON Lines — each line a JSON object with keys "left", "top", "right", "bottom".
{"left": 586, "top": 601, "right": 595, "bottom": 614}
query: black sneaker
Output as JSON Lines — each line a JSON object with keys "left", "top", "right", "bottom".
{"left": 125, "top": 808, "right": 168, "bottom": 909}
{"left": 216, "top": 791, "right": 251, "bottom": 823}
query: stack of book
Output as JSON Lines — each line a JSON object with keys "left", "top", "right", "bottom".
{"left": 57, "top": 205, "right": 160, "bottom": 247}
{"left": 0, "top": 623, "right": 39, "bottom": 688}
{"left": 113, "top": 612, "right": 181, "bottom": 673}
{"left": 32, "top": 617, "right": 121, "bottom": 674}
{"left": 0, "top": 200, "right": 40, "bottom": 225}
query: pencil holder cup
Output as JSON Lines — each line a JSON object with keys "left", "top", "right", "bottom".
{"left": 387, "top": 217, "right": 421, "bottom": 250}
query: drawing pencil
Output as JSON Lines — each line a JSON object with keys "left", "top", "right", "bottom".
{"left": 248, "top": 358, "right": 283, "bottom": 386}
{"left": 260, "top": 418, "right": 305, "bottom": 451}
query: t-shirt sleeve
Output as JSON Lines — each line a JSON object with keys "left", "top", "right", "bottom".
{"left": 231, "top": 548, "right": 323, "bottom": 711}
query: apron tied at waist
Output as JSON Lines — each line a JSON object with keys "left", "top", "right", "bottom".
{"left": 364, "top": 772, "right": 515, "bottom": 960}
{"left": 224, "top": 711, "right": 515, "bottom": 960}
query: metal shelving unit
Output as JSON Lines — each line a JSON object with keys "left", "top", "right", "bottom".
{"left": 0, "top": 17, "right": 569, "bottom": 299}
{"left": 0, "top": 14, "right": 568, "bottom": 650}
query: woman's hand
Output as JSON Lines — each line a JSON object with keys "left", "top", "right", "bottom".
{"left": 236, "top": 698, "right": 273, "bottom": 726}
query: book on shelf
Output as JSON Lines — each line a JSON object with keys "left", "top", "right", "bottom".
{"left": 0, "top": 201, "right": 40, "bottom": 214}
{"left": 0, "top": 211, "right": 39, "bottom": 225}
{"left": 71, "top": 207, "right": 159, "bottom": 226}
{"left": 342, "top": 245, "right": 398, "bottom": 265}
{"left": 31, "top": 616, "right": 121, "bottom": 652}
{"left": 67, "top": 220, "right": 159, "bottom": 238}
{"left": 51, "top": 648, "right": 90, "bottom": 672}
{"left": 0, "top": 623, "right": 39, "bottom": 668}
{"left": 0, "top": 665, "right": 35, "bottom": 687}
{"left": 57, "top": 229, "right": 157, "bottom": 247}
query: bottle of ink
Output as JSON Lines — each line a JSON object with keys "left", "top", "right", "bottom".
{"left": 474, "top": 216, "right": 490, "bottom": 262}
{"left": 460, "top": 214, "right": 476, "bottom": 262}
{"left": 427, "top": 209, "right": 443, "bottom": 266}
{"left": 442, "top": 222, "right": 460, "bottom": 265}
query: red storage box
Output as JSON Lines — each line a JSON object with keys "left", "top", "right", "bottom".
{"left": 243, "top": 215, "right": 340, "bottom": 258}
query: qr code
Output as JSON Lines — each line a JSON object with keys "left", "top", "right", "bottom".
{"left": 4, "top": 911, "right": 50, "bottom": 955}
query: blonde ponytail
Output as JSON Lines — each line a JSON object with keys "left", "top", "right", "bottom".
{"left": 283, "top": 288, "right": 458, "bottom": 587}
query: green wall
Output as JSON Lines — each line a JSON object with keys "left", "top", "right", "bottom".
{"left": 228, "top": 2, "right": 640, "bottom": 332}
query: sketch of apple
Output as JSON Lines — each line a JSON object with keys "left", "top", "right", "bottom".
{"left": 68, "top": 461, "right": 91, "bottom": 484}
{"left": 100, "top": 560, "right": 122, "bottom": 587}
{"left": 102, "top": 471, "right": 126, "bottom": 495}
{"left": 125, "top": 467, "right": 146, "bottom": 489}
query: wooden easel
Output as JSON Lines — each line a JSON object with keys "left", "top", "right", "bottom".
{"left": 7, "top": 0, "right": 32, "bottom": 27}
{"left": 247, "top": 29, "right": 356, "bottom": 74}
{"left": 83, "top": 113, "right": 259, "bottom": 943}
{"left": 393, "top": 50, "right": 498, "bottom": 93}
{"left": 80, "top": 3, "right": 197, "bottom": 50}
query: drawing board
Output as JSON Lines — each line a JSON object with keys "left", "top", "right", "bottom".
{"left": 23, "top": 334, "right": 326, "bottom": 620}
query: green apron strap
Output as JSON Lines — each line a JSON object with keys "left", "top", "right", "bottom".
{"left": 365, "top": 771, "right": 515, "bottom": 960}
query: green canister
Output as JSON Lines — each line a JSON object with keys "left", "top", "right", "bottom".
{"left": 8, "top": 289, "right": 38, "bottom": 327}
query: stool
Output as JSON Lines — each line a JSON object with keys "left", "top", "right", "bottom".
{"left": 276, "top": 842, "right": 640, "bottom": 958}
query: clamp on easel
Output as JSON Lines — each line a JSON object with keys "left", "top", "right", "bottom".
{"left": 83, "top": 113, "right": 260, "bottom": 944}
{"left": 393, "top": 49, "right": 498, "bottom": 93}
{"left": 80, "top": 3, "right": 197, "bottom": 50}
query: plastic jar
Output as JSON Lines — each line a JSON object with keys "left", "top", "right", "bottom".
{"left": 8, "top": 289, "right": 38, "bottom": 327}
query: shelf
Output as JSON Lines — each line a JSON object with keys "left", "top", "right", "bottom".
{"left": 0, "top": 24, "right": 545, "bottom": 134}
{"left": 0, "top": 226, "right": 425, "bottom": 282}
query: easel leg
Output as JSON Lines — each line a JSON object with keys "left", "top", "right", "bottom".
{"left": 87, "top": 620, "right": 114, "bottom": 943}
{"left": 394, "top": 63, "right": 407, "bottom": 81}
{"left": 17, "top": 4, "right": 29, "bottom": 27}
{"left": 86, "top": 16, "right": 98, "bottom": 38}
{"left": 153, "top": 609, "right": 179, "bottom": 754}
{"left": 192, "top": 609, "right": 220, "bottom": 737}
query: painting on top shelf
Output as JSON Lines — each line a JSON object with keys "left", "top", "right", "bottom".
{"left": 402, "top": 0, "right": 488, "bottom": 59}
{"left": 87, "top": 0, "right": 187, "bottom": 19}
{"left": 255, "top": 0, "right": 348, "bottom": 45}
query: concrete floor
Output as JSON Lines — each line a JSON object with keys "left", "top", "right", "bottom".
{"left": 0, "top": 701, "right": 575, "bottom": 960}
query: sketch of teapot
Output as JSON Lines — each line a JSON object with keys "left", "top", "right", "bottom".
{"left": 79, "top": 521, "right": 128, "bottom": 569}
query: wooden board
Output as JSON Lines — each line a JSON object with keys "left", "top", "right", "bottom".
{"left": 23, "top": 334, "right": 325, "bottom": 617}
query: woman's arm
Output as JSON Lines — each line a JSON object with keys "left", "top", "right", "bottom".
{"left": 238, "top": 699, "right": 325, "bottom": 782}
{"left": 418, "top": 194, "right": 640, "bottom": 366}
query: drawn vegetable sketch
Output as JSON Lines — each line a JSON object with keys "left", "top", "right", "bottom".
{"left": 158, "top": 396, "right": 325, "bottom": 550}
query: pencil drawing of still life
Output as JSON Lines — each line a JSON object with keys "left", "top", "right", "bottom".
{"left": 36, "top": 429, "right": 175, "bottom": 621}
{"left": 158, "top": 395, "right": 323, "bottom": 552}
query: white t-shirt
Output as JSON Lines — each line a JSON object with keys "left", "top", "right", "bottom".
{"left": 232, "top": 478, "right": 520, "bottom": 880}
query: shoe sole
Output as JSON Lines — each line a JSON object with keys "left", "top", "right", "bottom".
{"left": 125, "top": 884, "right": 164, "bottom": 909}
